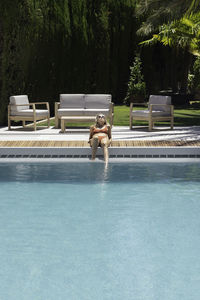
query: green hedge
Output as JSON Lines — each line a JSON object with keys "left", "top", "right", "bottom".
{"left": 0, "top": 0, "right": 137, "bottom": 125}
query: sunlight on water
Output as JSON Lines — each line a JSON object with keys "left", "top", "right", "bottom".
{"left": 0, "top": 163, "right": 200, "bottom": 300}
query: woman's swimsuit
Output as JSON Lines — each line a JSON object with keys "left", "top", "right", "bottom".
{"left": 93, "top": 126, "right": 109, "bottom": 142}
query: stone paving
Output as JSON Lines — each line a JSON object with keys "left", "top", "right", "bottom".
{"left": 0, "top": 125, "right": 200, "bottom": 142}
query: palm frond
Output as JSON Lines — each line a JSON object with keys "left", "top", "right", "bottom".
{"left": 139, "top": 35, "right": 158, "bottom": 46}
{"left": 139, "top": 11, "right": 200, "bottom": 57}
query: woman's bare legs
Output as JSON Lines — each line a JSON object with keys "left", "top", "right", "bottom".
{"left": 101, "top": 137, "right": 110, "bottom": 164}
{"left": 90, "top": 135, "right": 110, "bottom": 163}
{"left": 103, "top": 146, "right": 109, "bottom": 165}
{"left": 91, "top": 136, "right": 99, "bottom": 160}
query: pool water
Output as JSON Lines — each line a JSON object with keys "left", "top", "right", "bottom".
{"left": 0, "top": 162, "right": 200, "bottom": 300}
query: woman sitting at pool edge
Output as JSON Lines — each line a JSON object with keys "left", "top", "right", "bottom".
{"left": 89, "top": 114, "right": 112, "bottom": 163}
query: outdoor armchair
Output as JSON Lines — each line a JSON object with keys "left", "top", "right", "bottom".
{"left": 8, "top": 95, "right": 50, "bottom": 130}
{"left": 129, "top": 95, "right": 174, "bottom": 131}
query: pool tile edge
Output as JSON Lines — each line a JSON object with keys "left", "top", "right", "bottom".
{"left": 0, "top": 146, "right": 199, "bottom": 160}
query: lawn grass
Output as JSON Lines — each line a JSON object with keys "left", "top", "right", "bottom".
{"left": 41, "top": 103, "right": 200, "bottom": 127}
{"left": 114, "top": 104, "right": 200, "bottom": 126}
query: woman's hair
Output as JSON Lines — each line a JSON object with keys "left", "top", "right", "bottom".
{"left": 95, "top": 114, "right": 107, "bottom": 125}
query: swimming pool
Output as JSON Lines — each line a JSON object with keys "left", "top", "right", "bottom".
{"left": 0, "top": 162, "right": 200, "bottom": 300}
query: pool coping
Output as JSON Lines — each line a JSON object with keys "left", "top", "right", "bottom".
{"left": 0, "top": 146, "right": 199, "bottom": 160}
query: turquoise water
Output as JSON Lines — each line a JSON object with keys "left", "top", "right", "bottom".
{"left": 0, "top": 162, "right": 200, "bottom": 300}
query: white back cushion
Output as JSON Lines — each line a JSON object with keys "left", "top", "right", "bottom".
{"left": 85, "top": 94, "right": 111, "bottom": 109}
{"left": 149, "top": 95, "right": 171, "bottom": 112}
{"left": 10, "top": 95, "right": 29, "bottom": 114}
{"left": 60, "top": 94, "right": 85, "bottom": 108}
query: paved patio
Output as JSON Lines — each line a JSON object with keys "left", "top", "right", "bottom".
{"left": 0, "top": 125, "right": 200, "bottom": 142}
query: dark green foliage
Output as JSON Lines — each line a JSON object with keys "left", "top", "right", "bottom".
{"left": 136, "top": 0, "right": 200, "bottom": 36}
{"left": 124, "top": 55, "right": 146, "bottom": 105}
{"left": 0, "top": 0, "right": 137, "bottom": 124}
{"left": 136, "top": 0, "right": 200, "bottom": 95}
{"left": 140, "top": 45, "right": 192, "bottom": 94}
{"left": 188, "top": 57, "right": 200, "bottom": 97}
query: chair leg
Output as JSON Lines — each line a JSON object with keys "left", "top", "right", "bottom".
{"left": 47, "top": 116, "right": 50, "bottom": 128}
{"left": 22, "top": 120, "right": 26, "bottom": 128}
{"left": 8, "top": 117, "right": 11, "bottom": 130}
{"left": 33, "top": 119, "right": 37, "bottom": 131}
{"left": 61, "top": 119, "right": 65, "bottom": 133}
{"left": 171, "top": 117, "right": 174, "bottom": 130}
{"left": 55, "top": 116, "right": 59, "bottom": 128}
{"left": 129, "top": 116, "right": 133, "bottom": 130}
{"left": 148, "top": 120, "right": 153, "bottom": 131}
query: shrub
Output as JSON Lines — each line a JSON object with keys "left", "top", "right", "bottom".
{"left": 124, "top": 55, "right": 146, "bottom": 105}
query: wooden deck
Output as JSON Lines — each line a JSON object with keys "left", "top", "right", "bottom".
{"left": 0, "top": 140, "right": 199, "bottom": 147}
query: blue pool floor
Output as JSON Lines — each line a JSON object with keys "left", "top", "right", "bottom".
{"left": 0, "top": 163, "right": 200, "bottom": 300}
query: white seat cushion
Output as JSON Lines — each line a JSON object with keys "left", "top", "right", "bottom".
{"left": 57, "top": 109, "right": 85, "bottom": 117}
{"left": 10, "top": 95, "right": 29, "bottom": 114}
{"left": 60, "top": 94, "right": 85, "bottom": 109}
{"left": 132, "top": 110, "right": 170, "bottom": 118}
{"left": 11, "top": 109, "right": 49, "bottom": 117}
{"left": 85, "top": 94, "right": 111, "bottom": 109}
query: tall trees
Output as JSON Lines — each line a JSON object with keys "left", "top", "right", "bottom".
{"left": 0, "top": 0, "right": 137, "bottom": 124}
{"left": 0, "top": 0, "right": 35, "bottom": 123}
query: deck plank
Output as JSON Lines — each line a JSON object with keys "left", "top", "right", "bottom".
{"left": 0, "top": 140, "right": 200, "bottom": 147}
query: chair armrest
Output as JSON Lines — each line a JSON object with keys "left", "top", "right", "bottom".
{"left": 109, "top": 102, "right": 114, "bottom": 113}
{"left": 30, "top": 102, "right": 50, "bottom": 112}
{"left": 55, "top": 102, "right": 60, "bottom": 110}
{"left": 30, "top": 102, "right": 49, "bottom": 105}
{"left": 27, "top": 104, "right": 36, "bottom": 116}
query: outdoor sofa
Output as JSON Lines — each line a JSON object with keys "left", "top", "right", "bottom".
{"left": 130, "top": 95, "right": 174, "bottom": 131}
{"left": 8, "top": 95, "right": 50, "bottom": 130}
{"left": 55, "top": 94, "right": 114, "bottom": 131}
